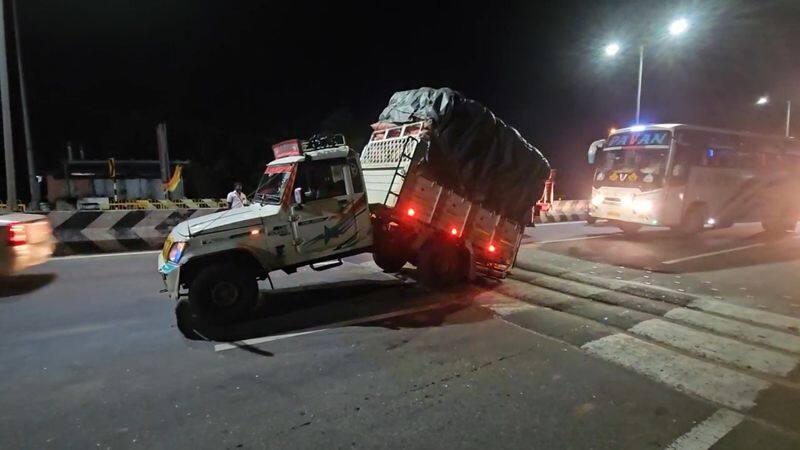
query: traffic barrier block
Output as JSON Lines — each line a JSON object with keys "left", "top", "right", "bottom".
{"left": 47, "top": 208, "right": 224, "bottom": 256}
{"left": 535, "top": 200, "right": 589, "bottom": 223}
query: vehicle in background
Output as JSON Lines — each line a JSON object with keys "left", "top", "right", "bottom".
{"left": 158, "top": 88, "right": 549, "bottom": 324}
{"left": 0, "top": 213, "right": 55, "bottom": 276}
{"left": 587, "top": 124, "right": 800, "bottom": 235}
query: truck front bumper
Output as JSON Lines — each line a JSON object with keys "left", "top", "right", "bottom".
{"left": 158, "top": 257, "right": 182, "bottom": 300}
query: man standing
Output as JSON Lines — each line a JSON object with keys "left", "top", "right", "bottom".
{"left": 226, "top": 182, "right": 248, "bottom": 209}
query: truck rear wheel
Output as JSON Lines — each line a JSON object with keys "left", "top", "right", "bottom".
{"left": 417, "top": 240, "right": 465, "bottom": 288}
{"left": 188, "top": 263, "right": 258, "bottom": 325}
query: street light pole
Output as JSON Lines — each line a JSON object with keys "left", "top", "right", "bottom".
{"left": 0, "top": 0, "right": 16, "bottom": 210}
{"left": 635, "top": 45, "right": 644, "bottom": 124}
{"left": 786, "top": 100, "right": 791, "bottom": 138}
{"left": 12, "top": 0, "right": 39, "bottom": 210}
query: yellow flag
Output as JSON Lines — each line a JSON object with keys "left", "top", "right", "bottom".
{"left": 163, "top": 165, "right": 182, "bottom": 192}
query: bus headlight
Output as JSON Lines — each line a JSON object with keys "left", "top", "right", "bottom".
{"left": 632, "top": 198, "right": 653, "bottom": 213}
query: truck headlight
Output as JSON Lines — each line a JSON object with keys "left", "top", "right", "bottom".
{"left": 167, "top": 242, "right": 187, "bottom": 263}
{"left": 632, "top": 198, "right": 653, "bottom": 213}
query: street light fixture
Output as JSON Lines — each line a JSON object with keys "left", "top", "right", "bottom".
{"left": 603, "top": 17, "right": 690, "bottom": 124}
{"left": 669, "top": 18, "right": 689, "bottom": 36}
{"left": 755, "top": 95, "right": 791, "bottom": 137}
{"left": 604, "top": 43, "right": 620, "bottom": 57}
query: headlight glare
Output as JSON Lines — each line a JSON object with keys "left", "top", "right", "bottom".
{"left": 632, "top": 198, "right": 653, "bottom": 213}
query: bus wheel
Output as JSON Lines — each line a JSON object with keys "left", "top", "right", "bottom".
{"left": 618, "top": 222, "right": 641, "bottom": 234}
{"left": 678, "top": 205, "right": 706, "bottom": 236}
{"left": 762, "top": 219, "right": 797, "bottom": 234}
{"left": 417, "top": 240, "right": 462, "bottom": 288}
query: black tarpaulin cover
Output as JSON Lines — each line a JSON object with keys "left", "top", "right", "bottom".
{"left": 378, "top": 87, "right": 550, "bottom": 222}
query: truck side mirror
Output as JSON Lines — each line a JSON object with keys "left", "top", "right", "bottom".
{"left": 293, "top": 187, "right": 303, "bottom": 205}
{"left": 587, "top": 139, "right": 605, "bottom": 165}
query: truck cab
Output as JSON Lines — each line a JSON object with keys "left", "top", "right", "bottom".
{"left": 158, "top": 135, "right": 372, "bottom": 323}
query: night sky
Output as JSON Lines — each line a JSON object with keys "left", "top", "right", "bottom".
{"left": 4, "top": 0, "right": 800, "bottom": 199}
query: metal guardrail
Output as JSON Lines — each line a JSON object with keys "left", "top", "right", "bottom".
{"left": 0, "top": 203, "right": 27, "bottom": 212}
{"left": 118, "top": 199, "right": 227, "bottom": 209}
{"left": 100, "top": 199, "right": 228, "bottom": 210}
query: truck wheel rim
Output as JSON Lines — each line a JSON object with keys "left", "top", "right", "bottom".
{"left": 211, "top": 281, "right": 239, "bottom": 307}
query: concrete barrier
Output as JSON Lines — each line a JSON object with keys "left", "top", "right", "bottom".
{"left": 536, "top": 200, "right": 589, "bottom": 223}
{"left": 47, "top": 208, "right": 223, "bottom": 256}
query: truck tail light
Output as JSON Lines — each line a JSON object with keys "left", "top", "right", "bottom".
{"left": 450, "top": 227, "right": 458, "bottom": 236}
{"left": 487, "top": 243, "right": 496, "bottom": 253}
{"left": 407, "top": 208, "right": 415, "bottom": 217}
{"left": 7, "top": 223, "right": 27, "bottom": 246}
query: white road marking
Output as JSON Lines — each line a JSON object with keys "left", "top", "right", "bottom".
{"left": 537, "top": 234, "right": 617, "bottom": 244}
{"left": 665, "top": 409, "right": 744, "bottom": 450}
{"left": 665, "top": 307, "right": 800, "bottom": 354}
{"left": 532, "top": 220, "right": 587, "bottom": 227}
{"left": 581, "top": 334, "right": 769, "bottom": 411}
{"left": 689, "top": 297, "right": 800, "bottom": 333}
{"left": 215, "top": 301, "right": 457, "bottom": 352}
{"left": 50, "top": 250, "right": 160, "bottom": 261}
{"left": 628, "top": 319, "right": 798, "bottom": 377}
{"left": 661, "top": 243, "right": 765, "bottom": 265}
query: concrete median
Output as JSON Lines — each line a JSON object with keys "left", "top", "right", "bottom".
{"left": 47, "top": 208, "right": 224, "bottom": 256}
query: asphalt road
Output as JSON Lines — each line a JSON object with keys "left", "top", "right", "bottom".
{"left": 1, "top": 221, "right": 799, "bottom": 449}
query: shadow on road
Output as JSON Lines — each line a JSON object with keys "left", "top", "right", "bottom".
{"left": 0, "top": 273, "right": 56, "bottom": 299}
{"left": 540, "top": 227, "right": 800, "bottom": 273}
{"left": 175, "top": 274, "right": 491, "bottom": 344}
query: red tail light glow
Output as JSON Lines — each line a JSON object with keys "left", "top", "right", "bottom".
{"left": 7, "top": 223, "right": 27, "bottom": 246}
{"left": 488, "top": 243, "right": 496, "bottom": 253}
{"left": 450, "top": 227, "right": 458, "bottom": 236}
{"left": 407, "top": 208, "right": 415, "bottom": 217}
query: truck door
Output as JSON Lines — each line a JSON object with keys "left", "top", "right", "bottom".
{"left": 291, "top": 158, "right": 360, "bottom": 256}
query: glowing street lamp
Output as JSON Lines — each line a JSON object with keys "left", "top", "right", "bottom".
{"left": 603, "top": 17, "right": 690, "bottom": 124}
{"left": 755, "top": 96, "right": 792, "bottom": 137}
{"left": 669, "top": 18, "right": 689, "bottom": 36}
{"left": 604, "top": 43, "right": 620, "bottom": 57}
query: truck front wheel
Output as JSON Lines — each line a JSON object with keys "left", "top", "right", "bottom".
{"left": 372, "top": 227, "right": 408, "bottom": 272}
{"left": 188, "top": 263, "right": 258, "bottom": 325}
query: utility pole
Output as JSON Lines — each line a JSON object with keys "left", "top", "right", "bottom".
{"left": 12, "top": 0, "right": 38, "bottom": 209}
{"left": 635, "top": 45, "right": 644, "bottom": 124}
{"left": 0, "top": 0, "right": 16, "bottom": 210}
{"left": 786, "top": 100, "right": 792, "bottom": 138}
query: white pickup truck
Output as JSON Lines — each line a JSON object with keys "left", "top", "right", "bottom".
{"left": 158, "top": 125, "right": 533, "bottom": 324}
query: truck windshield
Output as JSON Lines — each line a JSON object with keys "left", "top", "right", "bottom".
{"left": 254, "top": 165, "right": 294, "bottom": 205}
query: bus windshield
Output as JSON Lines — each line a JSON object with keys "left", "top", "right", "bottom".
{"left": 595, "top": 148, "right": 669, "bottom": 186}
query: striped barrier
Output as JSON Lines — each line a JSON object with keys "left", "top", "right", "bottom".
{"left": 47, "top": 208, "right": 224, "bottom": 256}
{"left": 535, "top": 200, "right": 589, "bottom": 223}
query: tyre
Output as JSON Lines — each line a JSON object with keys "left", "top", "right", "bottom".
{"left": 586, "top": 216, "right": 597, "bottom": 225}
{"left": 617, "top": 222, "right": 641, "bottom": 234}
{"left": 372, "top": 228, "right": 407, "bottom": 273}
{"left": 761, "top": 218, "right": 797, "bottom": 234}
{"left": 417, "top": 240, "right": 465, "bottom": 288}
{"left": 677, "top": 205, "right": 706, "bottom": 236}
{"left": 188, "top": 263, "right": 258, "bottom": 325}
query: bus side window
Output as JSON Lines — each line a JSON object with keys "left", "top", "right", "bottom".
{"left": 737, "top": 151, "right": 759, "bottom": 169}
{"left": 702, "top": 148, "right": 736, "bottom": 168}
